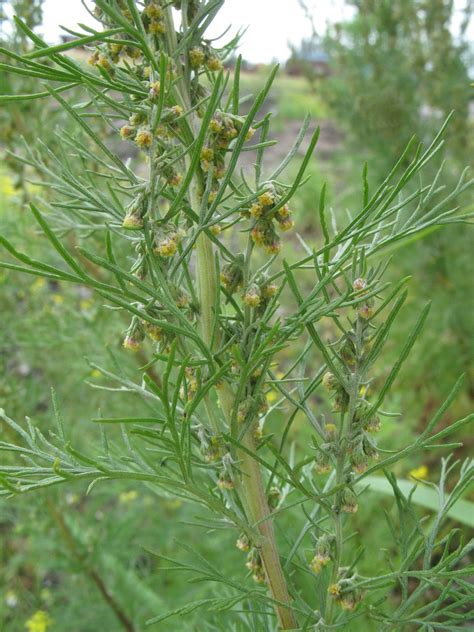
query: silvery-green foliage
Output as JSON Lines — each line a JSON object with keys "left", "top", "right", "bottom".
{"left": 0, "top": 1, "right": 472, "bottom": 630}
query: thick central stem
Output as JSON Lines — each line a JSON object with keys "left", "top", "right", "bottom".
{"left": 196, "top": 233, "right": 217, "bottom": 348}
{"left": 195, "top": 228, "right": 296, "bottom": 629}
{"left": 239, "top": 432, "right": 298, "bottom": 630}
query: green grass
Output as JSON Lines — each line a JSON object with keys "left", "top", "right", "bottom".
{"left": 239, "top": 70, "right": 328, "bottom": 122}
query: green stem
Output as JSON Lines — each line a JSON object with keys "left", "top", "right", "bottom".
{"left": 325, "top": 320, "right": 363, "bottom": 626}
{"left": 238, "top": 432, "right": 298, "bottom": 630}
{"left": 194, "top": 207, "right": 296, "bottom": 629}
{"left": 196, "top": 230, "right": 217, "bottom": 348}
{"left": 166, "top": 6, "right": 296, "bottom": 622}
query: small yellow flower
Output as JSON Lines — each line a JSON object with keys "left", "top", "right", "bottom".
{"left": 97, "top": 54, "right": 113, "bottom": 72}
{"left": 148, "top": 80, "right": 161, "bottom": 101}
{"left": 236, "top": 535, "right": 250, "bottom": 552}
{"left": 206, "top": 56, "right": 223, "bottom": 72}
{"left": 135, "top": 127, "right": 153, "bottom": 149}
{"left": 276, "top": 216, "right": 295, "bottom": 232}
{"left": 309, "top": 552, "right": 330, "bottom": 574}
{"left": 409, "top": 464, "right": 429, "bottom": 480}
{"left": 189, "top": 47, "right": 205, "bottom": 69}
{"left": 79, "top": 299, "right": 93, "bottom": 311}
{"left": 143, "top": 322, "right": 163, "bottom": 342}
{"left": 144, "top": 3, "right": 162, "bottom": 18}
{"left": 25, "top": 610, "right": 52, "bottom": 632}
{"left": 52, "top": 294, "right": 64, "bottom": 305}
{"left": 209, "top": 118, "right": 223, "bottom": 134}
{"left": 119, "top": 124, "right": 135, "bottom": 140}
{"left": 164, "top": 498, "right": 182, "bottom": 510}
{"left": 167, "top": 173, "right": 182, "bottom": 187}
{"left": 119, "top": 490, "right": 138, "bottom": 504}
{"left": 266, "top": 390, "right": 278, "bottom": 404}
{"left": 328, "top": 583, "right": 342, "bottom": 598}
{"left": 154, "top": 237, "right": 177, "bottom": 257}
{"left": 0, "top": 175, "right": 16, "bottom": 197}
{"left": 123, "top": 335, "right": 141, "bottom": 351}
{"left": 250, "top": 203, "right": 263, "bottom": 219}
{"left": 242, "top": 284, "right": 261, "bottom": 307}
{"left": 148, "top": 19, "right": 165, "bottom": 34}
{"left": 31, "top": 277, "right": 46, "bottom": 292}
{"left": 200, "top": 147, "right": 214, "bottom": 162}
{"left": 259, "top": 191, "right": 274, "bottom": 207}
{"left": 90, "top": 369, "right": 102, "bottom": 378}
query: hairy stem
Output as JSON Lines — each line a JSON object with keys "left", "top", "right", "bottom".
{"left": 239, "top": 433, "right": 298, "bottom": 629}
{"left": 325, "top": 321, "right": 363, "bottom": 625}
{"left": 196, "top": 231, "right": 217, "bottom": 349}
{"left": 195, "top": 221, "right": 296, "bottom": 629}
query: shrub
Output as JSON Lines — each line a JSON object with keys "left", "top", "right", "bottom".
{"left": 0, "top": 1, "right": 472, "bottom": 629}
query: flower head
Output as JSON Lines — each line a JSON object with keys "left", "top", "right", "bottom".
{"left": 242, "top": 283, "right": 261, "bottom": 308}
{"left": 135, "top": 127, "right": 153, "bottom": 149}
{"left": 189, "top": 47, "right": 205, "bottom": 68}
{"left": 25, "top": 610, "right": 52, "bottom": 632}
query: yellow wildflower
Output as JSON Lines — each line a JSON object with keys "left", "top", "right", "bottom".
{"left": 79, "top": 299, "right": 93, "bottom": 311}
{"left": 119, "top": 490, "right": 138, "bottom": 504}
{"left": 266, "top": 390, "right": 278, "bottom": 404}
{"left": 31, "top": 277, "right": 46, "bottom": 292}
{"left": 0, "top": 174, "right": 16, "bottom": 197}
{"left": 52, "top": 294, "right": 64, "bottom": 305}
{"left": 25, "top": 610, "right": 52, "bottom": 632}
{"left": 409, "top": 464, "right": 429, "bottom": 480}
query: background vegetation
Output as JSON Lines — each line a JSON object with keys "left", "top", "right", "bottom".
{"left": 0, "top": 0, "right": 472, "bottom": 630}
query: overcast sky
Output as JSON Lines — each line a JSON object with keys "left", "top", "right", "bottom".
{"left": 29, "top": 0, "right": 474, "bottom": 64}
{"left": 39, "top": 0, "right": 353, "bottom": 63}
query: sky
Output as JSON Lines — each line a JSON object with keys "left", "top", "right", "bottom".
{"left": 39, "top": 0, "right": 353, "bottom": 63}
{"left": 20, "top": 0, "right": 472, "bottom": 64}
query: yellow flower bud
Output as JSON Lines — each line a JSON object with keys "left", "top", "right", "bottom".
{"left": 242, "top": 283, "right": 261, "bottom": 308}
{"left": 250, "top": 203, "right": 263, "bottom": 219}
{"left": 119, "top": 124, "right": 135, "bottom": 140}
{"left": 148, "top": 19, "right": 165, "bottom": 34}
{"left": 135, "top": 127, "right": 153, "bottom": 149}
{"left": 259, "top": 191, "right": 275, "bottom": 207}
{"left": 154, "top": 237, "right": 177, "bottom": 257}
{"left": 148, "top": 80, "right": 161, "bottom": 101}
{"left": 200, "top": 147, "right": 214, "bottom": 161}
{"left": 189, "top": 47, "right": 205, "bottom": 68}
{"left": 206, "top": 56, "right": 223, "bottom": 71}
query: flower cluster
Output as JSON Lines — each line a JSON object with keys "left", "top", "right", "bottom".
{"left": 122, "top": 292, "right": 190, "bottom": 351}
{"left": 328, "top": 575, "right": 362, "bottom": 611}
{"left": 189, "top": 45, "right": 223, "bottom": 72}
{"left": 309, "top": 534, "right": 334, "bottom": 574}
{"left": 248, "top": 184, "right": 295, "bottom": 254}
{"left": 199, "top": 112, "right": 255, "bottom": 201}
{"left": 316, "top": 277, "right": 381, "bottom": 476}
{"left": 245, "top": 547, "right": 266, "bottom": 584}
{"left": 198, "top": 426, "right": 225, "bottom": 463}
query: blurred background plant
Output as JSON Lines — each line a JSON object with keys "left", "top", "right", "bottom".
{"left": 0, "top": 1, "right": 46, "bottom": 197}
{"left": 0, "top": 1, "right": 472, "bottom": 630}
